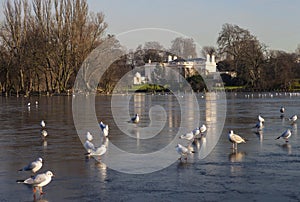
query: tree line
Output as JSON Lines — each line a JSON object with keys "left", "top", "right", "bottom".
{"left": 0, "top": 0, "right": 300, "bottom": 95}
{"left": 216, "top": 23, "right": 300, "bottom": 91}
{"left": 0, "top": 0, "right": 109, "bottom": 95}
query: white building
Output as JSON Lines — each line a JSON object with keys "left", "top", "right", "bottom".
{"left": 132, "top": 54, "right": 217, "bottom": 84}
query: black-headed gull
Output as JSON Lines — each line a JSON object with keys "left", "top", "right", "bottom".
{"left": 258, "top": 114, "right": 265, "bottom": 123}
{"left": 17, "top": 170, "right": 54, "bottom": 195}
{"left": 86, "top": 132, "right": 93, "bottom": 141}
{"left": 289, "top": 115, "right": 297, "bottom": 124}
{"left": 99, "top": 121, "right": 109, "bottom": 131}
{"left": 254, "top": 121, "right": 263, "bottom": 131}
{"left": 131, "top": 114, "right": 140, "bottom": 123}
{"left": 193, "top": 124, "right": 207, "bottom": 137}
{"left": 175, "top": 143, "right": 194, "bottom": 162}
{"left": 19, "top": 157, "right": 43, "bottom": 174}
{"left": 192, "top": 128, "right": 200, "bottom": 136}
{"left": 180, "top": 131, "right": 194, "bottom": 142}
{"left": 200, "top": 124, "right": 207, "bottom": 134}
{"left": 280, "top": 106, "right": 285, "bottom": 114}
{"left": 228, "top": 130, "right": 246, "bottom": 150}
{"left": 40, "top": 120, "right": 46, "bottom": 128}
{"left": 276, "top": 129, "right": 292, "bottom": 142}
{"left": 84, "top": 132, "right": 95, "bottom": 153}
{"left": 88, "top": 144, "right": 107, "bottom": 161}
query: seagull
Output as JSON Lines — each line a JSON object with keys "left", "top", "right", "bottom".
{"left": 200, "top": 124, "right": 207, "bottom": 134}
{"left": 84, "top": 140, "right": 95, "bottom": 154}
{"left": 258, "top": 114, "right": 265, "bottom": 124}
{"left": 17, "top": 171, "right": 54, "bottom": 195}
{"left": 84, "top": 132, "right": 95, "bottom": 153}
{"left": 280, "top": 106, "right": 285, "bottom": 114}
{"left": 40, "top": 120, "right": 46, "bottom": 128}
{"left": 289, "top": 114, "right": 297, "bottom": 124}
{"left": 276, "top": 129, "right": 292, "bottom": 142}
{"left": 254, "top": 121, "right": 263, "bottom": 131}
{"left": 131, "top": 114, "right": 140, "bottom": 123}
{"left": 175, "top": 144, "right": 194, "bottom": 161}
{"left": 40, "top": 130, "right": 48, "bottom": 139}
{"left": 179, "top": 131, "right": 194, "bottom": 142}
{"left": 228, "top": 130, "right": 246, "bottom": 150}
{"left": 19, "top": 157, "right": 43, "bottom": 174}
{"left": 192, "top": 128, "right": 200, "bottom": 136}
{"left": 86, "top": 132, "right": 93, "bottom": 141}
{"left": 99, "top": 122, "right": 109, "bottom": 131}
{"left": 193, "top": 124, "right": 207, "bottom": 137}
{"left": 88, "top": 144, "right": 107, "bottom": 160}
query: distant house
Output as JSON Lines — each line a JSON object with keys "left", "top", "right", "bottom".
{"left": 132, "top": 55, "right": 217, "bottom": 84}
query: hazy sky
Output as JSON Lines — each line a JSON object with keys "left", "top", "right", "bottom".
{"left": 86, "top": 0, "right": 300, "bottom": 53}
{"left": 0, "top": 0, "right": 299, "bottom": 53}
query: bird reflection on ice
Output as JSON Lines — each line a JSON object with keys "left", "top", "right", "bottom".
{"left": 278, "top": 143, "right": 292, "bottom": 155}
{"left": 95, "top": 162, "right": 107, "bottom": 182}
{"left": 229, "top": 151, "right": 246, "bottom": 163}
{"left": 193, "top": 137, "right": 207, "bottom": 159}
{"left": 255, "top": 130, "right": 264, "bottom": 142}
{"left": 42, "top": 140, "right": 47, "bottom": 148}
{"left": 292, "top": 123, "right": 297, "bottom": 136}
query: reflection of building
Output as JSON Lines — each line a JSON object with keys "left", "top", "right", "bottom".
{"left": 205, "top": 92, "right": 217, "bottom": 142}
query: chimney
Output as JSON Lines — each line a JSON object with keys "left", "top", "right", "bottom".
{"left": 206, "top": 54, "right": 210, "bottom": 62}
{"left": 212, "top": 55, "right": 215, "bottom": 63}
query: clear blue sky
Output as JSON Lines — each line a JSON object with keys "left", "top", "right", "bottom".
{"left": 1, "top": 0, "right": 299, "bottom": 53}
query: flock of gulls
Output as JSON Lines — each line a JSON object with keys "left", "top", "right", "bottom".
{"left": 17, "top": 97, "right": 298, "bottom": 198}
{"left": 176, "top": 105, "right": 298, "bottom": 162}
{"left": 83, "top": 114, "right": 140, "bottom": 158}
{"left": 16, "top": 108, "right": 141, "bottom": 199}
{"left": 17, "top": 119, "right": 53, "bottom": 200}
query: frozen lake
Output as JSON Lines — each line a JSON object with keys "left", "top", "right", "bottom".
{"left": 0, "top": 92, "right": 299, "bottom": 201}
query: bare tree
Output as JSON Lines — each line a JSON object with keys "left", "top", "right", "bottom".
{"left": 217, "top": 23, "right": 266, "bottom": 89}
{"left": 0, "top": 0, "right": 108, "bottom": 94}
{"left": 169, "top": 37, "right": 197, "bottom": 59}
{"left": 201, "top": 46, "right": 217, "bottom": 58}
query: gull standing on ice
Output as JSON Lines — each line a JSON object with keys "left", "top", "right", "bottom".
{"left": 200, "top": 124, "right": 207, "bottom": 135}
{"left": 192, "top": 128, "right": 200, "bottom": 136}
{"left": 100, "top": 121, "right": 109, "bottom": 132}
{"left": 84, "top": 132, "right": 95, "bottom": 154}
{"left": 131, "top": 114, "right": 140, "bottom": 123}
{"left": 192, "top": 124, "right": 207, "bottom": 138}
{"left": 180, "top": 131, "right": 195, "bottom": 144}
{"left": 17, "top": 171, "right": 54, "bottom": 195}
{"left": 254, "top": 121, "right": 263, "bottom": 131}
{"left": 175, "top": 144, "right": 194, "bottom": 162}
{"left": 19, "top": 157, "right": 43, "bottom": 174}
{"left": 228, "top": 130, "right": 246, "bottom": 150}
{"left": 99, "top": 122, "right": 109, "bottom": 137}
{"left": 89, "top": 144, "right": 107, "bottom": 158}
{"left": 289, "top": 114, "right": 297, "bottom": 124}
{"left": 280, "top": 106, "right": 285, "bottom": 114}
{"left": 40, "top": 120, "right": 46, "bottom": 128}
{"left": 276, "top": 129, "right": 292, "bottom": 142}
{"left": 258, "top": 114, "right": 265, "bottom": 124}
